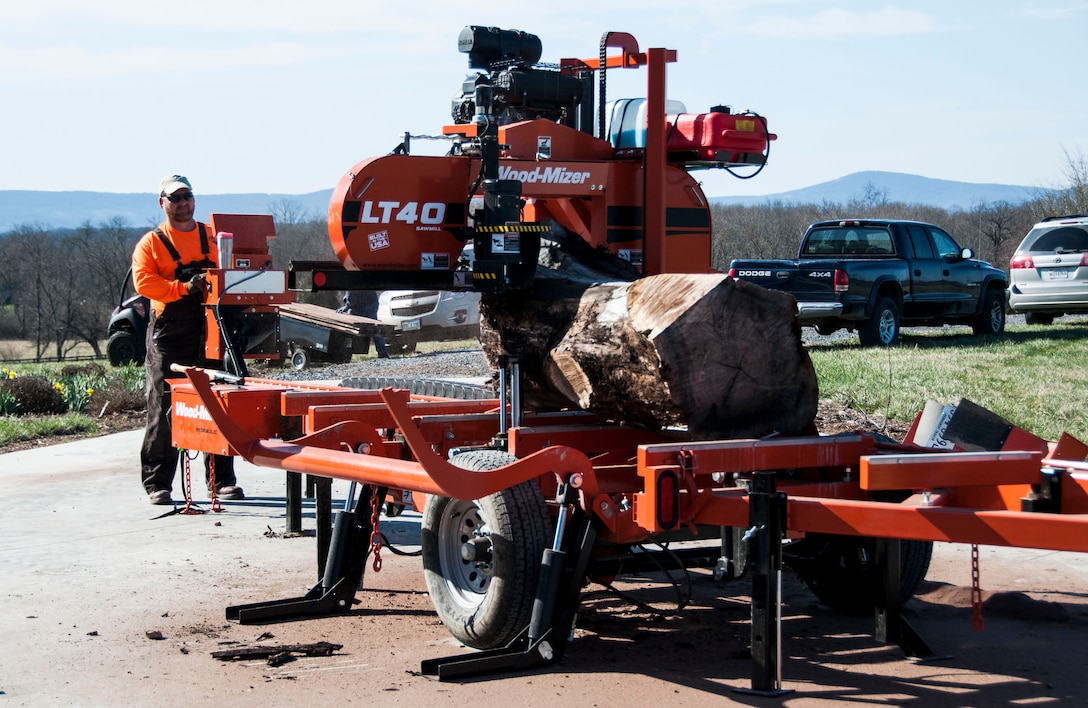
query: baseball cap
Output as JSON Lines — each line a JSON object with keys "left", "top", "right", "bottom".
{"left": 159, "top": 175, "right": 192, "bottom": 196}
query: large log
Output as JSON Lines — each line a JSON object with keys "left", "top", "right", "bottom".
{"left": 480, "top": 243, "right": 818, "bottom": 439}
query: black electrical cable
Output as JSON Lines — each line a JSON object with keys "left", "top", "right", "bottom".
{"left": 725, "top": 111, "right": 771, "bottom": 180}
{"left": 583, "top": 541, "right": 694, "bottom": 616}
{"left": 462, "top": 106, "right": 495, "bottom": 231}
{"left": 465, "top": 163, "right": 486, "bottom": 232}
{"left": 377, "top": 532, "right": 422, "bottom": 557}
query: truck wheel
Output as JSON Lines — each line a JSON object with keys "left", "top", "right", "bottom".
{"left": 971, "top": 288, "right": 1006, "bottom": 336}
{"left": 858, "top": 297, "right": 899, "bottom": 347}
{"left": 814, "top": 324, "right": 840, "bottom": 336}
{"left": 290, "top": 348, "right": 310, "bottom": 371}
{"left": 784, "top": 534, "right": 933, "bottom": 612}
{"left": 107, "top": 330, "right": 143, "bottom": 366}
{"left": 422, "top": 450, "right": 549, "bottom": 650}
{"left": 1025, "top": 312, "right": 1054, "bottom": 326}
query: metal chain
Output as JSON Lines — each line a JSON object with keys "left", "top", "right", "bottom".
{"left": 405, "top": 133, "right": 458, "bottom": 142}
{"left": 180, "top": 451, "right": 199, "bottom": 515}
{"left": 369, "top": 486, "right": 383, "bottom": 572}
{"left": 971, "top": 544, "right": 985, "bottom": 631}
{"left": 598, "top": 33, "right": 608, "bottom": 139}
{"left": 208, "top": 455, "right": 222, "bottom": 513}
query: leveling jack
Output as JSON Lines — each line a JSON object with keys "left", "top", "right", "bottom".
{"left": 738, "top": 473, "right": 943, "bottom": 696}
{"left": 874, "top": 537, "right": 946, "bottom": 662}
{"left": 225, "top": 483, "right": 387, "bottom": 623}
{"left": 422, "top": 482, "right": 598, "bottom": 680}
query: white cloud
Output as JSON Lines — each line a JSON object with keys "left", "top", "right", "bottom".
{"left": 1011, "top": 2, "right": 1088, "bottom": 20}
{"left": 738, "top": 6, "right": 941, "bottom": 39}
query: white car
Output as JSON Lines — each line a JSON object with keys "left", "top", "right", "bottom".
{"left": 1008, "top": 214, "right": 1088, "bottom": 324}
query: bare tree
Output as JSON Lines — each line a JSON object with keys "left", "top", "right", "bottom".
{"left": 269, "top": 198, "right": 315, "bottom": 226}
{"left": 846, "top": 182, "right": 890, "bottom": 215}
{"left": 268, "top": 216, "right": 341, "bottom": 307}
{"left": 60, "top": 218, "right": 141, "bottom": 357}
{"left": 1030, "top": 147, "right": 1088, "bottom": 218}
{"left": 2, "top": 225, "right": 64, "bottom": 359}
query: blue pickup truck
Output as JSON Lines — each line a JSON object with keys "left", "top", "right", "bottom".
{"left": 727, "top": 219, "right": 1009, "bottom": 346}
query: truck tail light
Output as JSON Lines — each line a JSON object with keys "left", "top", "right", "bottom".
{"left": 1010, "top": 255, "right": 1034, "bottom": 269}
{"left": 833, "top": 268, "right": 849, "bottom": 293}
{"left": 727, "top": 267, "right": 737, "bottom": 278}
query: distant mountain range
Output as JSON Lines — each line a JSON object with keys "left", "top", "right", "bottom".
{"left": 0, "top": 171, "right": 1042, "bottom": 233}
{"left": 710, "top": 171, "right": 1041, "bottom": 210}
{"left": 0, "top": 190, "right": 333, "bottom": 233}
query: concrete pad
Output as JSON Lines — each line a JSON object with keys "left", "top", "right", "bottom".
{"left": 3, "top": 430, "right": 1088, "bottom": 705}
{"left": 0, "top": 430, "right": 417, "bottom": 703}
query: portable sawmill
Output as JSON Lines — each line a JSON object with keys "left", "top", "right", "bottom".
{"left": 167, "top": 26, "right": 1088, "bottom": 693}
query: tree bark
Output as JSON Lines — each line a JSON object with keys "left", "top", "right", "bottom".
{"left": 480, "top": 243, "right": 817, "bottom": 439}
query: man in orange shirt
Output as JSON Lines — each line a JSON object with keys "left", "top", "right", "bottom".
{"left": 132, "top": 175, "right": 242, "bottom": 505}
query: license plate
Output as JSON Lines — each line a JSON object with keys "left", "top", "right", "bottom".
{"left": 402, "top": 318, "right": 421, "bottom": 332}
{"left": 1043, "top": 269, "right": 1073, "bottom": 280}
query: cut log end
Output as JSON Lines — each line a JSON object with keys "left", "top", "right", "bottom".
{"left": 481, "top": 241, "right": 818, "bottom": 439}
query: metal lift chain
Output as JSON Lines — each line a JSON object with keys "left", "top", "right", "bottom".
{"left": 368, "top": 486, "right": 383, "bottom": 572}
{"left": 180, "top": 451, "right": 197, "bottom": 514}
{"left": 207, "top": 455, "right": 222, "bottom": 513}
{"left": 970, "top": 544, "right": 984, "bottom": 631}
{"left": 179, "top": 450, "right": 207, "bottom": 515}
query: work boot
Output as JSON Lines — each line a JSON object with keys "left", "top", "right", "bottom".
{"left": 211, "top": 485, "right": 245, "bottom": 500}
{"left": 148, "top": 489, "right": 173, "bottom": 505}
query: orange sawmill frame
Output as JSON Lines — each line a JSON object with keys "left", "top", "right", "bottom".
{"left": 170, "top": 366, "right": 1088, "bottom": 554}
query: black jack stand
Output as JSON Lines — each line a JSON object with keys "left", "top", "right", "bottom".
{"left": 735, "top": 471, "right": 793, "bottom": 697}
{"left": 874, "top": 538, "right": 946, "bottom": 661}
{"left": 421, "top": 482, "right": 597, "bottom": 680}
{"left": 226, "top": 484, "right": 385, "bottom": 623}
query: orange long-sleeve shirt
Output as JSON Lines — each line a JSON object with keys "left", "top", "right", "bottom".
{"left": 132, "top": 222, "right": 220, "bottom": 315}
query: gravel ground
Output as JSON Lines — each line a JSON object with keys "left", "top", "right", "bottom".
{"left": 258, "top": 347, "right": 495, "bottom": 385}
{"left": 257, "top": 342, "right": 910, "bottom": 438}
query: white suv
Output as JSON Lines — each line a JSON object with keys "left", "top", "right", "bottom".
{"left": 376, "top": 289, "right": 481, "bottom": 352}
{"left": 1008, "top": 214, "right": 1088, "bottom": 324}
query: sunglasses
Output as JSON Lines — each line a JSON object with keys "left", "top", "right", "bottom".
{"left": 164, "top": 192, "right": 194, "bottom": 203}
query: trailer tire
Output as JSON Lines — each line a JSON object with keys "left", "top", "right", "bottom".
{"left": 421, "top": 450, "right": 549, "bottom": 650}
{"left": 784, "top": 534, "right": 932, "bottom": 612}
{"left": 290, "top": 348, "right": 309, "bottom": 371}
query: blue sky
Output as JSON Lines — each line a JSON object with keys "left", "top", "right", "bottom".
{"left": 1, "top": 1, "right": 1085, "bottom": 200}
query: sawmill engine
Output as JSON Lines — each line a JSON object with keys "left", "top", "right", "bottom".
{"left": 451, "top": 26, "right": 594, "bottom": 134}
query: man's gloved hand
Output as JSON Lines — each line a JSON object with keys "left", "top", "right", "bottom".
{"left": 184, "top": 273, "right": 209, "bottom": 295}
